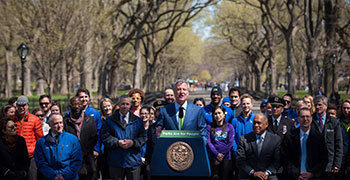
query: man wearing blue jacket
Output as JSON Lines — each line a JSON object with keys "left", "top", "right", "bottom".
{"left": 34, "top": 114, "right": 82, "bottom": 180}
{"left": 101, "top": 95, "right": 146, "bottom": 180}
{"left": 202, "top": 86, "right": 234, "bottom": 124}
{"left": 231, "top": 93, "right": 255, "bottom": 156}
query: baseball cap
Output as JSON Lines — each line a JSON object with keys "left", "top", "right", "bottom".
{"left": 17, "top": 95, "right": 29, "bottom": 105}
{"left": 211, "top": 86, "right": 222, "bottom": 96}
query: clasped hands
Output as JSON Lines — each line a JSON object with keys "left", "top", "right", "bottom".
{"left": 118, "top": 139, "right": 134, "bottom": 149}
{"left": 214, "top": 153, "right": 224, "bottom": 165}
{"left": 252, "top": 171, "right": 268, "bottom": 180}
{"left": 298, "top": 172, "right": 313, "bottom": 180}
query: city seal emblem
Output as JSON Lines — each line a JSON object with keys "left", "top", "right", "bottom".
{"left": 166, "top": 141, "right": 194, "bottom": 172}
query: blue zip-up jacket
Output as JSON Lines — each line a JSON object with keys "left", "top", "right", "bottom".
{"left": 101, "top": 110, "right": 146, "bottom": 168}
{"left": 67, "top": 105, "right": 102, "bottom": 153}
{"left": 232, "top": 111, "right": 255, "bottom": 157}
{"left": 202, "top": 104, "right": 234, "bottom": 124}
{"left": 34, "top": 131, "right": 82, "bottom": 180}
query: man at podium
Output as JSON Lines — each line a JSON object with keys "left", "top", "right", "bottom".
{"left": 156, "top": 79, "right": 206, "bottom": 139}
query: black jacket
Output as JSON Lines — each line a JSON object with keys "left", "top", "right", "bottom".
{"left": 236, "top": 131, "right": 281, "bottom": 179}
{"left": 0, "top": 135, "right": 30, "bottom": 180}
{"left": 63, "top": 113, "right": 97, "bottom": 171}
{"left": 144, "top": 122, "right": 157, "bottom": 165}
{"left": 282, "top": 126, "right": 327, "bottom": 179}
{"left": 311, "top": 113, "right": 343, "bottom": 172}
{"left": 267, "top": 115, "right": 296, "bottom": 141}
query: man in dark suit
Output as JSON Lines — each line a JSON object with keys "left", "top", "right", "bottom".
{"left": 266, "top": 96, "right": 296, "bottom": 141}
{"left": 236, "top": 113, "right": 281, "bottom": 180}
{"left": 312, "top": 95, "right": 343, "bottom": 178}
{"left": 156, "top": 79, "right": 206, "bottom": 137}
{"left": 282, "top": 107, "right": 327, "bottom": 180}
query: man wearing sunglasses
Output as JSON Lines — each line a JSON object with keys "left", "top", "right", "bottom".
{"left": 128, "top": 88, "right": 145, "bottom": 117}
{"left": 39, "top": 95, "right": 52, "bottom": 123}
{"left": 266, "top": 96, "right": 296, "bottom": 141}
{"left": 282, "top": 94, "right": 298, "bottom": 126}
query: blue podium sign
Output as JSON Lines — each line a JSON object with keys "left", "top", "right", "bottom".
{"left": 150, "top": 130, "right": 210, "bottom": 177}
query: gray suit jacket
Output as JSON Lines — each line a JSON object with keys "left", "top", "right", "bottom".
{"left": 236, "top": 131, "right": 281, "bottom": 179}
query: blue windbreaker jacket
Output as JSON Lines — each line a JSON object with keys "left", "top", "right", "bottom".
{"left": 34, "top": 132, "right": 82, "bottom": 180}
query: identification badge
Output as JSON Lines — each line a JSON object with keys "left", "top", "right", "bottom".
{"left": 282, "top": 125, "right": 287, "bottom": 134}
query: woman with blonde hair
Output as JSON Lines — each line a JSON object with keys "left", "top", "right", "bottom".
{"left": 303, "top": 95, "right": 315, "bottom": 114}
{"left": 99, "top": 98, "right": 114, "bottom": 120}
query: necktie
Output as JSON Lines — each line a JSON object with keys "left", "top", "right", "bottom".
{"left": 257, "top": 135, "right": 263, "bottom": 157}
{"left": 274, "top": 119, "right": 278, "bottom": 132}
{"left": 300, "top": 133, "right": 308, "bottom": 172}
{"left": 178, "top": 107, "right": 184, "bottom": 130}
{"left": 319, "top": 117, "right": 323, "bottom": 131}
{"left": 122, "top": 115, "right": 127, "bottom": 128}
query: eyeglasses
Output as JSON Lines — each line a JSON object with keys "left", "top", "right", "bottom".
{"left": 40, "top": 102, "right": 50, "bottom": 106}
{"left": 131, "top": 97, "right": 141, "bottom": 101}
{"left": 7, "top": 124, "right": 17, "bottom": 130}
{"left": 36, "top": 114, "right": 44, "bottom": 117}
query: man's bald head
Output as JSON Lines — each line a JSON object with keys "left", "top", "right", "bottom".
{"left": 255, "top": 113, "right": 268, "bottom": 122}
{"left": 253, "top": 113, "right": 268, "bottom": 135}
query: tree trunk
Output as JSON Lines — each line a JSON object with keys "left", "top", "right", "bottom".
{"left": 133, "top": 29, "right": 143, "bottom": 89}
{"left": 53, "top": 71, "right": 59, "bottom": 94}
{"left": 285, "top": 34, "right": 296, "bottom": 97}
{"left": 13, "top": 66, "right": 18, "bottom": 92}
{"left": 66, "top": 58, "right": 72, "bottom": 101}
{"left": 109, "top": 66, "right": 119, "bottom": 98}
{"left": 37, "top": 79, "right": 45, "bottom": 95}
{"left": 5, "top": 50, "right": 13, "bottom": 98}
{"left": 270, "top": 58, "right": 277, "bottom": 95}
{"left": 80, "top": 38, "right": 94, "bottom": 91}
{"left": 324, "top": 0, "right": 338, "bottom": 97}
{"left": 92, "top": 65, "right": 99, "bottom": 92}
{"left": 305, "top": 50, "right": 318, "bottom": 95}
{"left": 60, "top": 60, "right": 68, "bottom": 94}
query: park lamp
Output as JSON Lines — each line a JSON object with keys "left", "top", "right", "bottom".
{"left": 17, "top": 43, "right": 29, "bottom": 61}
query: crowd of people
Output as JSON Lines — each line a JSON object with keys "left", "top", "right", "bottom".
{"left": 0, "top": 79, "right": 350, "bottom": 180}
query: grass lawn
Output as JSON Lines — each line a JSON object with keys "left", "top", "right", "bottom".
{"left": 275, "top": 90, "right": 350, "bottom": 100}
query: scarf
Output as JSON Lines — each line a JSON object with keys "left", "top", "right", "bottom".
{"left": 341, "top": 121, "right": 350, "bottom": 132}
{"left": 69, "top": 111, "right": 84, "bottom": 140}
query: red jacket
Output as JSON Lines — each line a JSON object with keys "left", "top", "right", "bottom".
{"left": 15, "top": 111, "right": 44, "bottom": 158}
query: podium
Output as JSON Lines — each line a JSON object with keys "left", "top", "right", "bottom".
{"left": 150, "top": 130, "right": 210, "bottom": 179}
